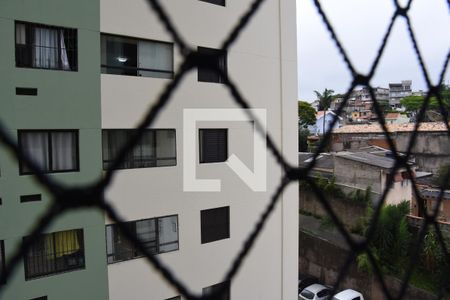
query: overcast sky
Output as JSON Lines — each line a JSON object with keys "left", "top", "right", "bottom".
{"left": 296, "top": 0, "right": 450, "bottom": 101}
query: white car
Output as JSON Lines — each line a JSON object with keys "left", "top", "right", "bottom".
{"left": 332, "top": 289, "right": 364, "bottom": 300}
{"left": 299, "top": 283, "right": 332, "bottom": 300}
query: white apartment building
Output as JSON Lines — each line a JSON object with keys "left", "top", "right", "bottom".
{"left": 100, "top": 0, "right": 298, "bottom": 299}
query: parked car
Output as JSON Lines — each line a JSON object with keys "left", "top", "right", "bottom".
{"left": 298, "top": 274, "right": 319, "bottom": 294}
{"left": 299, "top": 283, "right": 332, "bottom": 300}
{"left": 332, "top": 289, "right": 364, "bottom": 300}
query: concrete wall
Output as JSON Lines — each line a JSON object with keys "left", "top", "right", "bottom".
{"left": 0, "top": 1, "right": 108, "bottom": 299}
{"left": 299, "top": 230, "right": 437, "bottom": 300}
{"left": 334, "top": 157, "right": 382, "bottom": 193}
{"left": 299, "top": 189, "right": 368, "bottom": 230}
{"left": 101, "top": 0, "right": 298, "bottom": 299}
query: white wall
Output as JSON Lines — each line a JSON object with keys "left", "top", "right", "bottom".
{"left": 100, "top": 0, "right": 298, "bottom": 299}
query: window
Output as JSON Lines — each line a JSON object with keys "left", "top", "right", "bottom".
{"left": 24, "top": 229, "right": 85, "bottom": 280}
{"left": 15, "top": 21, "right": 77, "bottom": 71}
{"left": 18, "top": 130, "right": 79, "bottom": 175}
{"left": 101, "top": 34, "right": 173, "bottom": 78}
{"left": 1, "top": 240, "right": 5, "bottom": 284}
{"left": 20, "top": 194, "right": 42, "bottom": 203}
{"left": 199, "top": 129, "right": 228, "bottom": 163}
{"left": 102, "top": 129, "right": 176, "bottom": 170}
{"left": 199, "top": 0, "right": 226, "bottom": 6}
{"left": 106, "top": 215, "right": 179, "bottom": 264}
{"left": 201, "top": 207, "right": 230, "bottom": 244}
{"left": 317, "top": 289, "right": 331, "bottom": 298}
{"left": 203, "top": 281, "right": 230, "bottom": 300}
{"left": 197, "top": 47, "right": 227, "bottom": 83}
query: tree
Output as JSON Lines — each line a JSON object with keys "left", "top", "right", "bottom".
{"left": 314, "top": 89, "right": 335, "bottom": 135}
{"left": 298, "top": 128, "right": 310, "bottom": 152}
{"left": 401, "top": 87, "right": 450, "bottom": 120}
{"left": 298, "top": 101, "right": 316, "bottom": 128}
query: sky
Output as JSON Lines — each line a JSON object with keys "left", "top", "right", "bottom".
{"left": 296, "top": 0, "right": 450, "bottom": 101}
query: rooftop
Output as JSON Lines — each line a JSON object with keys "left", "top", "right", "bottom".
{"left": 334, "top": 122, "right": 449, "bottom": 134}
{"left": 298, "top": 153, "right": 334, "bottom": 170}
{"left": 335, "top": 151, "right": 395, "bottom": 169}
{"left": 385, "top": 112, "right": 400, "bottom": 119}
{"left": 420, "top": 188, "right": 450, "bottom": 200}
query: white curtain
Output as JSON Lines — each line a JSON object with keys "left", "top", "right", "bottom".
{"left": 21, "top": 132, "right": 49, "bottom": 173}
{"left": 16, "top": 23, "right": 26, "bottom": 44}
{"left": 138, "top": 41, "right": 173, "bottom": 78}
{"left": 51, "top": 132, "right": 76, "bottom": 171}
{"left": 158, "top": 216, "right": 178, "bottom": 252}
{"left": 59, "top": 30, "right": 70, "bottom": 70}
{"left": 34, "top": 27, "right": 59, "bottom": 68}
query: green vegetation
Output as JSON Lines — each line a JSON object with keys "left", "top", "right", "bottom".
{"left": 435, "top": 164, "right": 450, "bottom": 189}
{"left": 298, "top": 101, "right": 317, "bottom": 128}
{"left": 300, "top": 175, "right": 372, "bottom": 205}
{"left": 298, "top": 128, "right": 310, "bottom": 152}
{"left": 400, "top": 85, "right": 450, "bottom": 121}
{"left": 356, "top": 201, "right": 450, "bottom": 296}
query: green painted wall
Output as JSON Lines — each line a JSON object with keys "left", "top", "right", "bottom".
{"left": 0, "top": 1, "right": 108, "bottom": 299}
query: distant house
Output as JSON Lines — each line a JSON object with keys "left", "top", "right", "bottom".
{"left": 411, "top": 188, "right": 450, "bottom": 222}
{"left": 384, "top": 112, "right": 409, "bottom": 124}
{"left": 309, "top": 111, "right": 342, "bottom": 135}
{"left": 331, "top": 122, "right": 450, "bottom": 174}
{"left": 334, "top": 151, "right": 415, "bottom": 205}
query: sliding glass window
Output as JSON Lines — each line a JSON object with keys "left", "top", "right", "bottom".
{"left": 101, "top": 34, "right": 173, "bottom": 79}
{"left": 102, "top": 129, "right": 176, "bottom": 170}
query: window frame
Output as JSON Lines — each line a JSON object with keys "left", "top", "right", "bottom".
{"left": 106, "top": 214, "right": 179, "bottom": 264}
{"left": 18, "top": 130, "right": 80, "bottom": 175}
{"left": 199, "top": 129, "right": 228, "bottom": 164}
{"left": 201, "top": 206, "right": 230, "bottom": 244}
{"left": 102, "top": 129, "right": 177, "bottom": 171}
{"left": 15, "top": 20, "right": 78, "bottom": 71}
{"left": 101, "top": 33, "right": 174, "bottom": 79}
{"left": 23, "top": 229, "right": 85, "bottom": 280}
{"left": 197, "top": 47, "right": 228, "bottom": 84}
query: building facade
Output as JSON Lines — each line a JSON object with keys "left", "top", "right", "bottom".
{"left": 389, "top": 80, "right": 412, "bottom": 108}
{"left": 0, "top": 0, "right": 109, "bottom": 299}
{"left": 0, "top": 0, "right": 298, "bottom": 299}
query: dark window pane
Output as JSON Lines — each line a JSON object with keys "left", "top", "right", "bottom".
{"left": 102, "top": 129, "right": 176, "bottom": 170}
{"left": 203, "top": 281, "right": 230, "bottom": 300}
{"left": 199, "top": 129, "right": 228, "bottom": 163}
{"left": 198, "top": 47, "right": 227, "bottom": 83}
{"left": 15, "top": 21, "right": 77, "bottom": 71}
{"left": 158, "top": 216, "right": 179, "bottom": 253}
{"left": 0, "top": 240, "right": 5, "bottom": 284}
{"left": 19, "top": 131, "right": 50, "bottom": 173}
{"left": 24, "top": 229, "right": 85, "bottom": 280}
{"left": 20, "top": 194, "right": 42, "bottom": 203}
{"left": 19, "top": 130, "right": 79, "bottom": 175}
{"left": 106, "top": 215, "right": 179, "bottom": 264}
{"left": 101, "top": 34, "right": 173, "bottom": 78}
{"left": 199, "top": 0, "right": 226, "bottom": 6}
{"left": 201, "top": 207, "right": 230, "bottom": 244}
{"left": 51, "top": 131, "right": 78, "bottom": 171}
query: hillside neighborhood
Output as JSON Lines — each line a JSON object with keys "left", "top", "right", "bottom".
{"left": 298, "top": 82, "right": 450, "bottom": 299}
